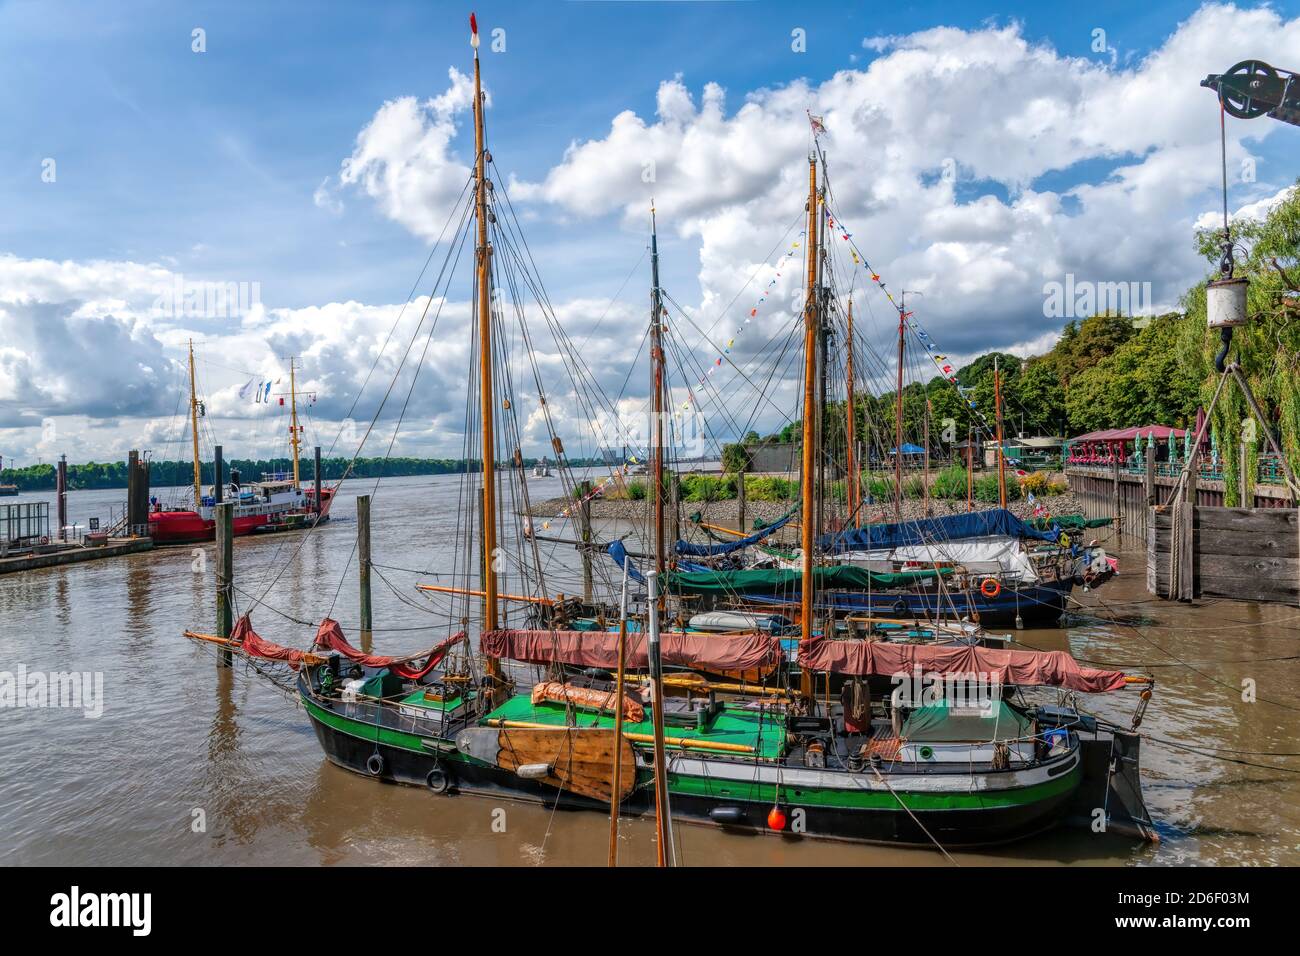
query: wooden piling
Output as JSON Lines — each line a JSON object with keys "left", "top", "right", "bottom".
{"left": 358, "top": 493, "right": 373, "bottom": 645}
{"left": 57, "top": 455, "right": 68, "bottom": 540}
{"left": 313, "top": 446, "right": 323, "bottom": 517}
{"left": 215, "top": 501, "right": 234, "bottom": 667}
{"left": 580, "top": 495, "right": 593, "bottom": 603}
{"left": 214, "top": 445, "right": 224, "bottom": 503}
{"left": 736, "top": 466, "right": 747, "bottom": 533}
{"left": 1144, "top": 441, "right": 1155, "bottom": 506}
{"left": 127, "top": 450, "right": 141, "bottom": 533}
{"left": 1239, "top": 441, "right": 1248, "bottom": 507}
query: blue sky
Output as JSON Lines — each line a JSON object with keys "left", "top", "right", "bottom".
{"left": 1, "top": 0, "right": 1298, "bottom": 461}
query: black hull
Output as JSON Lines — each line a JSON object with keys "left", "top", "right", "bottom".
{"left": 306, "top": 707, "right": 1077, "bottom": 849}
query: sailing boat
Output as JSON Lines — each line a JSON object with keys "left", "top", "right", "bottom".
{"left": 188, "top": 59, "right": 1157, "bottom": 850}
{"left": 149, "top": 347, "right": 334, "bottom": 543}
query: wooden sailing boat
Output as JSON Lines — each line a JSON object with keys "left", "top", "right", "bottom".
{"left": 188, "top": 23, "right": 1156, "bottom": 851}
{"left": 149, "top": 346, "right": 334, "bottom": 543}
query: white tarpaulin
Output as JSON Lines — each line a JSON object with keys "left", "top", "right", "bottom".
{"left": 832, "top": 535, "right": 1039, "bottom": 583}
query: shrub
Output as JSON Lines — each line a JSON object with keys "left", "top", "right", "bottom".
{"left": 747, "top": 475, "right": 797, "bottom": 501}
{"left": 974, "top": 472, "right": 1021, "bottom": 502}
{"left": 930, "top": 465, "right": 968, "bottom": 499}
{"left": 1018, "top": 471, "right": 1052, "bottom": 495}
{"left": 865, "top": 473, "right": 895, "bottom": 503}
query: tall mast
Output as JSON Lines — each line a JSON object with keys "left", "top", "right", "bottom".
{"left": 471, "top": 16, "right": 501, "bottom": 657}
{"left": 647, "top": 204, "right": 673, "bottom": 866}
{"left": 650, "top": 205, "right": 666, "bottom": 595}
{"left": 844, "top": 297, "right": 859, "bottom": 526}
{"left": 894, "top": 294, "right": 905, "bottom": 519}
{"left": 923, "top": 395, "right": 931, "bottom": 516}
{"left": 188, "top": 339, "right": 202, "bottom": 507}
{"left": 994, "top": 356, "right": 1007, "bottom": 508}
{"left": 799, "top": 156, "right": 819, "bottom": 700}
{"left": 289, "top": 357, "right": 301, "bottom": 491}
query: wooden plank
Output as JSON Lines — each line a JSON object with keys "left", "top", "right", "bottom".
{"left": 1199, "top": 573, "right": 1300, "bottom": 604}
{"left": 495, "top": 727, "right": 637, "bottom": 803}
{"left": 1199, "top": 553, "right": 1299, "bottom": 580}
{"left": 1191, "top": 506, "right": 1299, "bottom": 534}
{"left": 1195, "top": 527, "right": 1297, "bottom": 558}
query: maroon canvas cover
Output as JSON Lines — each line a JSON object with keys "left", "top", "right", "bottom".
{"left": 312, "top": 618, "right": 465, "bottom": 679}
{"left": 229, "top": 615, "right": 311, "bottom": 670}
{"left": 797, "top": 637, "right": 1128, "bottom": 693}
{"left": 481, "top": 629, "right": 783, "bottom": 673}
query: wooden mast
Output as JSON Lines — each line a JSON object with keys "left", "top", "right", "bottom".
{"left": 923, "top": 396, "right": 931, "bottom": 516}
{"left": 471, "top": 16, "right": 501, "bottom": 680}
{"left": 187, "top": 339, "right": 202, "bottom": 507}
{"left": 289, "top": 357, "right": 301, "bottom": 491}
{"left": 650, "top": 205, "right": 666, "bottom": 598}
{"left": 799, "top": 156, "right": 819, "bottom": 700}
{"left": 994, "top": 356, "right": 1007, "bottom": 508}
{"left": 894, "top": 295, "right": 905, "bottom": 519}
{"left": 647, "top": 203, "right": 672, "bottom": 866}
{"left": 844, "top": 297, "right": 859, "bottom": 526}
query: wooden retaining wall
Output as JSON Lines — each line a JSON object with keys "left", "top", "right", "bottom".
{"left": 1066, "top": 462, "right": 1296, "bottom": 546}
{"left": 1147, "top": 506, "right": 1300, "bottom": 605}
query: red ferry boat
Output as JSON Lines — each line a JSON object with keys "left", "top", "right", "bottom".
{"left": 149, "top": 345, "right": 335, "bottom": 544}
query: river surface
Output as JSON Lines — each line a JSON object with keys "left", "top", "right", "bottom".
{"left": 2, "top": 474, "right": 1298, "bottom": 865}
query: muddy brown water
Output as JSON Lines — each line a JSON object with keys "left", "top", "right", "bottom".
{"left": 2, "top": 474, "right": 1298, "bottom": 865}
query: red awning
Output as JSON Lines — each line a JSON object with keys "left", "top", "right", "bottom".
{"left": 481, "top": 629, "right": 783, "bottom": 674}
{"left": 1072, "top": 425, "right": 1187, "bottom": 443}
{"left": 797, "top": 637, "right": 1129, "bottom": 693}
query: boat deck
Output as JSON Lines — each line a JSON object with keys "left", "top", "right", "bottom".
{"left": 485, "top": 695, "right": 788, "bottom": 760}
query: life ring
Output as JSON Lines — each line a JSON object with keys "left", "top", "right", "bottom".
{"left": 979, "top": 577, "right": 1001, "bottom": 598}
{"left": 365, "top": 753, "right": 385, "bottom": 776}
{"left": 426, "top": 763, "right": 453, "bottom": 794}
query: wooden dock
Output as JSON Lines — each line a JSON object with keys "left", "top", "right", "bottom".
{"left": 1066, "top": 460, "right": 1296, "bottom": 545}
{"left": 0, "top": 537, "right": 153, "bottom": 575}
{"left": 1147, "top": 506, "right": 1299, "bottom": 605}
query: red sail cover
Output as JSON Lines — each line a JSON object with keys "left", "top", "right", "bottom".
{"left": 312, "top": 618, "right": 465, "bottom": 679}
{"left": 230, "top": 615, "right": 311, "bottom": 669}
{"left": 481, "top": 629, "right": 783, "bottom": 673}
{"left": 797, "top": 638, "right": 1128, "bottom": 693}
{"left": 228, "top": 615, "right": 464, "bottom": 678}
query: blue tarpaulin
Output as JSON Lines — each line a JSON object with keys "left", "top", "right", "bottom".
{"left": 818, "top": 508, "right": 1060, "bottom": 554}
{"left": 607, "top": 540, "right": 645, "bottom": 584}
{"left": 673, "top": 510, "right": 797, "bottom": 557}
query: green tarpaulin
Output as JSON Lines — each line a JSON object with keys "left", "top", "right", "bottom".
{"left": 665, "top": 565, "right": 952, "bottom": 595}
{"left": 901, "top": 700, "right": 1033, "bottom": 742}
{"left": 1026, "top": 514, "right": 1113, "bottom": 531}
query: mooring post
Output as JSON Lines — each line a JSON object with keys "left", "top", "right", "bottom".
{"left": 127, "top": 450, "right": 140, "bottom": 535}
{"left": 358, "top": 494, "right": 373, "bottom": 647}
{"left": 57, "top": 454, "right": 68, "bottom": 541}
{"left": 1111, "top": 454, "right": 1121, "bottom": 537}
{"left": 213, "top": 445, "right": 223, "bottom": 504}
{"left": 1239, "top": 440, "right": 1249, "bottom": 507}
{"left": 668, "top": 471, "right": 680, "bottom": 549}
{"left": 1144, "top": 441, "right": 1155, "bottom": 506}
{"left": 313, "top": 446, "right": 323, "bottom": 516}
{"left": 580, "top": 494, "right": 593, "bottom": 603}
{"left": 215, "top": 501, "right": 234, "bottom": 667}
{"left": 736, "top": 465, "right": 747, "bottom": 533}
{"left": 1181, "top": 452, "right": 1199, "bottom": 601}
